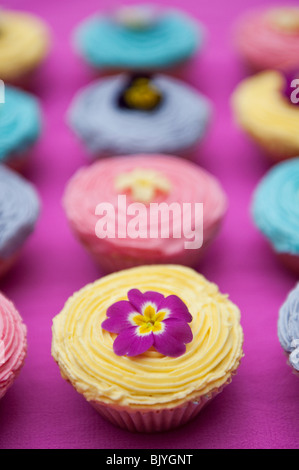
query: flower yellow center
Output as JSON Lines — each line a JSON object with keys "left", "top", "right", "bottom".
{"left": 123, "top": 77, "right": 161, "bottom": 110}
{"left": 132, "top": 304, "right": 166, "bottom": 335}
{"left": 114, "top": 168, "right": 171, "bottom": 203}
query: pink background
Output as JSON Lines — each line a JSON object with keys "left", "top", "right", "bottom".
{"left": 0, "top": 0, "right": 298, "bottom": 449}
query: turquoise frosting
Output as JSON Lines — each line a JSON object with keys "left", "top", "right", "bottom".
{"left": 252, "top": 158, "right": 299, "bottom": 255}
{"left": 74, "top": 11, "right": 202, "bottom": 69}
{"left": 0, "top": 86, "right": 41, "bottom": 163}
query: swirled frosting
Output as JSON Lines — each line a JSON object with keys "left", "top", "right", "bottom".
{"left": 0, "top": 86, "right": 41, "bottom": 163}
{"left": 0, "top": 165, "right": 40, "bottom": 259}
{"left": 52, "top": 265, "right": 243, "bottom": 408}
{"left": 231, "top": 71, "right": 299, "bottom": 156}
{"left": 63, "top": 154, "right": 227, "bottom": 259}
{"left": 73, "top": 7, "right": 201, "bottom": 70}
{"left": 252, "top": 158, "right": 299, "bottom": 255}
{"left": 278, "top": 284, "right": 299, "bottom": 371}
{"left": 0, "top": 293, "right": 27, "bottom": 399}
{"left": 68, "top": 74, "right": 211, "bottom": 157}
{"left": 0, "top": 9, "right": 50, "bottom": 81}
{"left": 234, "top": 7, "right": 299, "bottom": 71}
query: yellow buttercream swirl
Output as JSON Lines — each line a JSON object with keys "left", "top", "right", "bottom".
{"left": 52, "top": 265, "right": 243, "bottom": 409}
{"left": 0, "top": 10, "right": 50, "bottom": 81}
{"left": 232, "top": 71, "right": 299, "bottom": 158}
{"left": 267, "top": 8, "right": 299, "bottom": 34}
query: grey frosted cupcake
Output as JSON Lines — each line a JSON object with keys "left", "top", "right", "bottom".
{"left": 0, "top": 165, "right": 40, "bottom": 276}
{"left": 278, "top": 284, "right": 299, "bottom": 375}
{"left": 68, "top": 73, "right": 212, "bottom": 160}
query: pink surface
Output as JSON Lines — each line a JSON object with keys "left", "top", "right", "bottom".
{"left": 0, "top": 0, "right": 298, "bottom": 450}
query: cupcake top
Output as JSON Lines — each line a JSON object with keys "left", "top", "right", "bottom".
{"left": 73, "top": 5, "right": 202, "bottom": 71}
{"left": 68, "top": 73, "right": 211, "bottom": 157}
{"left": 0, "top": 9, "right": 50, "bottom": 81}
{"left": 52, "top": 265, "right": 243, "bottom": 409}
{"left": 251, "top": 158, "right": 299, "bottom": 255}
{"left": 0, "top": 293, "right": 27, "bottom": 399}
{"left": 231, "top": 71, "right": 299, "bottom": 152}
{"left": 0, "top": 165, "right": 40, "bottom": 259}
{"left": 0, "top": 86, "right": 41, "bottom": 163}
{"left": 63, "top": 154, "right": 227, "bottom": 258}
{"left": 234, "top": 7, "right": 299, "bottom": 71}
{"left": 278, "top": 283, "right": 299, "bottom": 372}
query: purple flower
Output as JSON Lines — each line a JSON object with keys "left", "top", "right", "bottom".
{"left": 102, "top": 289, "right": 193, "bottom": 358}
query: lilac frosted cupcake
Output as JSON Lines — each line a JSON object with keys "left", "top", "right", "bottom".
{"left": 68, "top": 73, "right": 211, "bottom": 160}
{"left": 0, "top": 165, "right": 40, "bottom": 276}
{"left": 278, "top": 284, "right": 299, "bottom": 375}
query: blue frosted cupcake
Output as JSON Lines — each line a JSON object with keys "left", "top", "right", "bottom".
{"left": 278, "top": 284, "right": 299, "bottom": 375}
{"left": 73, "top": 5, "right": 203, "bottom": 74}
{"left": 0, "top": 165, "right": 40, "bottom": 276}
{"left": 251, "top": 158, "right": 299, "bottom": 272}
{"left": 68, "top": 73, "right": 211, "bottom": 160}
{"left": 0, "top": 86, "right": 42, "bottom": 171}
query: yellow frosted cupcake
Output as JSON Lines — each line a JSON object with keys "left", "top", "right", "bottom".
{"left": 231, "top": 70, "right": 299, "bottom": 161}
{"left": 52, "top": 265, "right": 244, "bottom": 432}
{"left": 0, "top": 9, "right": 50, "bottom": 83}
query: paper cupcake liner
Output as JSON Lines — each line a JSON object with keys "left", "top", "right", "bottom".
{"left": 5, "top": 149, "right": 32, "bottom": 173}
{"left": 88, "top": 354, "right": 241, "bottom": 433}
{"left": 85, "top": 242, "right": 208, "bottom": 274}
{"left": 276, "top": 252, "right": 299, "bottom": 274}
{"left": 282, "top": 350, "right": 299, "bottom": 377}
{"left": 89, "top": 376, "right": 234, "bottom": 433}
{"left": 0, "top": 363, "right": 25, "bottom": 399}
{"left": 243, "top": 127, "right": 299, "bottom": 162}
{"left": 88, "top": 142, "right": 200, "bottom": 162}
{"left": 84, "top": 55, "right": 197, "bottom": 82}
{"left": 0, "top": 253, "right": 20, "bottom": 278}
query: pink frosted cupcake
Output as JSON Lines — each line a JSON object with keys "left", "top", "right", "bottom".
{"left": 52, "top": 265, "right": 244, "bottom": 432}
{"left": 234, "top": 7, "right": 299, "bottom": 72}
{"left": 63, "top": 154, "right": 227, "bottom": 272}
{"left": 0, "top": 293, "right": 27, "bottom": 399}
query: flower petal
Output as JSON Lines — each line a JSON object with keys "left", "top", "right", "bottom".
{"left": 158, "top": 295, "right": 192, "bottom": 322}
{"left": 102, "top": 300, "right": 136, "bottom": 333}
{"left": 153, "top": 333, "right": 187, "bottom": 358}
{"left": 163, "top": 318, "right": 193, "bottom": 344}
{"left": 128, "top": 289, "right": 164, "bottom": 312}
{"left": 113, "top": 327, "right": 154, "bottom": 356}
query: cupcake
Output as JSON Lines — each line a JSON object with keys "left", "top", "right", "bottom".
{"left": 73, "top": 4, "right": 202, "bottom": 75}
{"left": 68, "top": 73, "right": 211, "bottom": 160}
{"left": 52, "top": 264, "right": 244, "bottom": 432}
{"left": 251, "top": 158, "right": 299, "bottom": 272}
{"left": 0, "top": 8, "right": 50, "bottom": 84}
{"left": 63, "top": 154, "right": 227, "bottom": 273}
{"left": 0, "top": 292, "right": 27, "bottom": 399}
{"left": 278, "top": 284, "right": 299, "bottom": 376}
{"left": 0, "top": 85, "right": 42, "bottom": 171}
{"left": 231, "top": 70, "right": 299, "bottom": 161}
{"left": 234, "top": 7, "right": 299, "bottom": 72}
{"left": 0, "top": 165, "right": 40, "bottom": 277}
